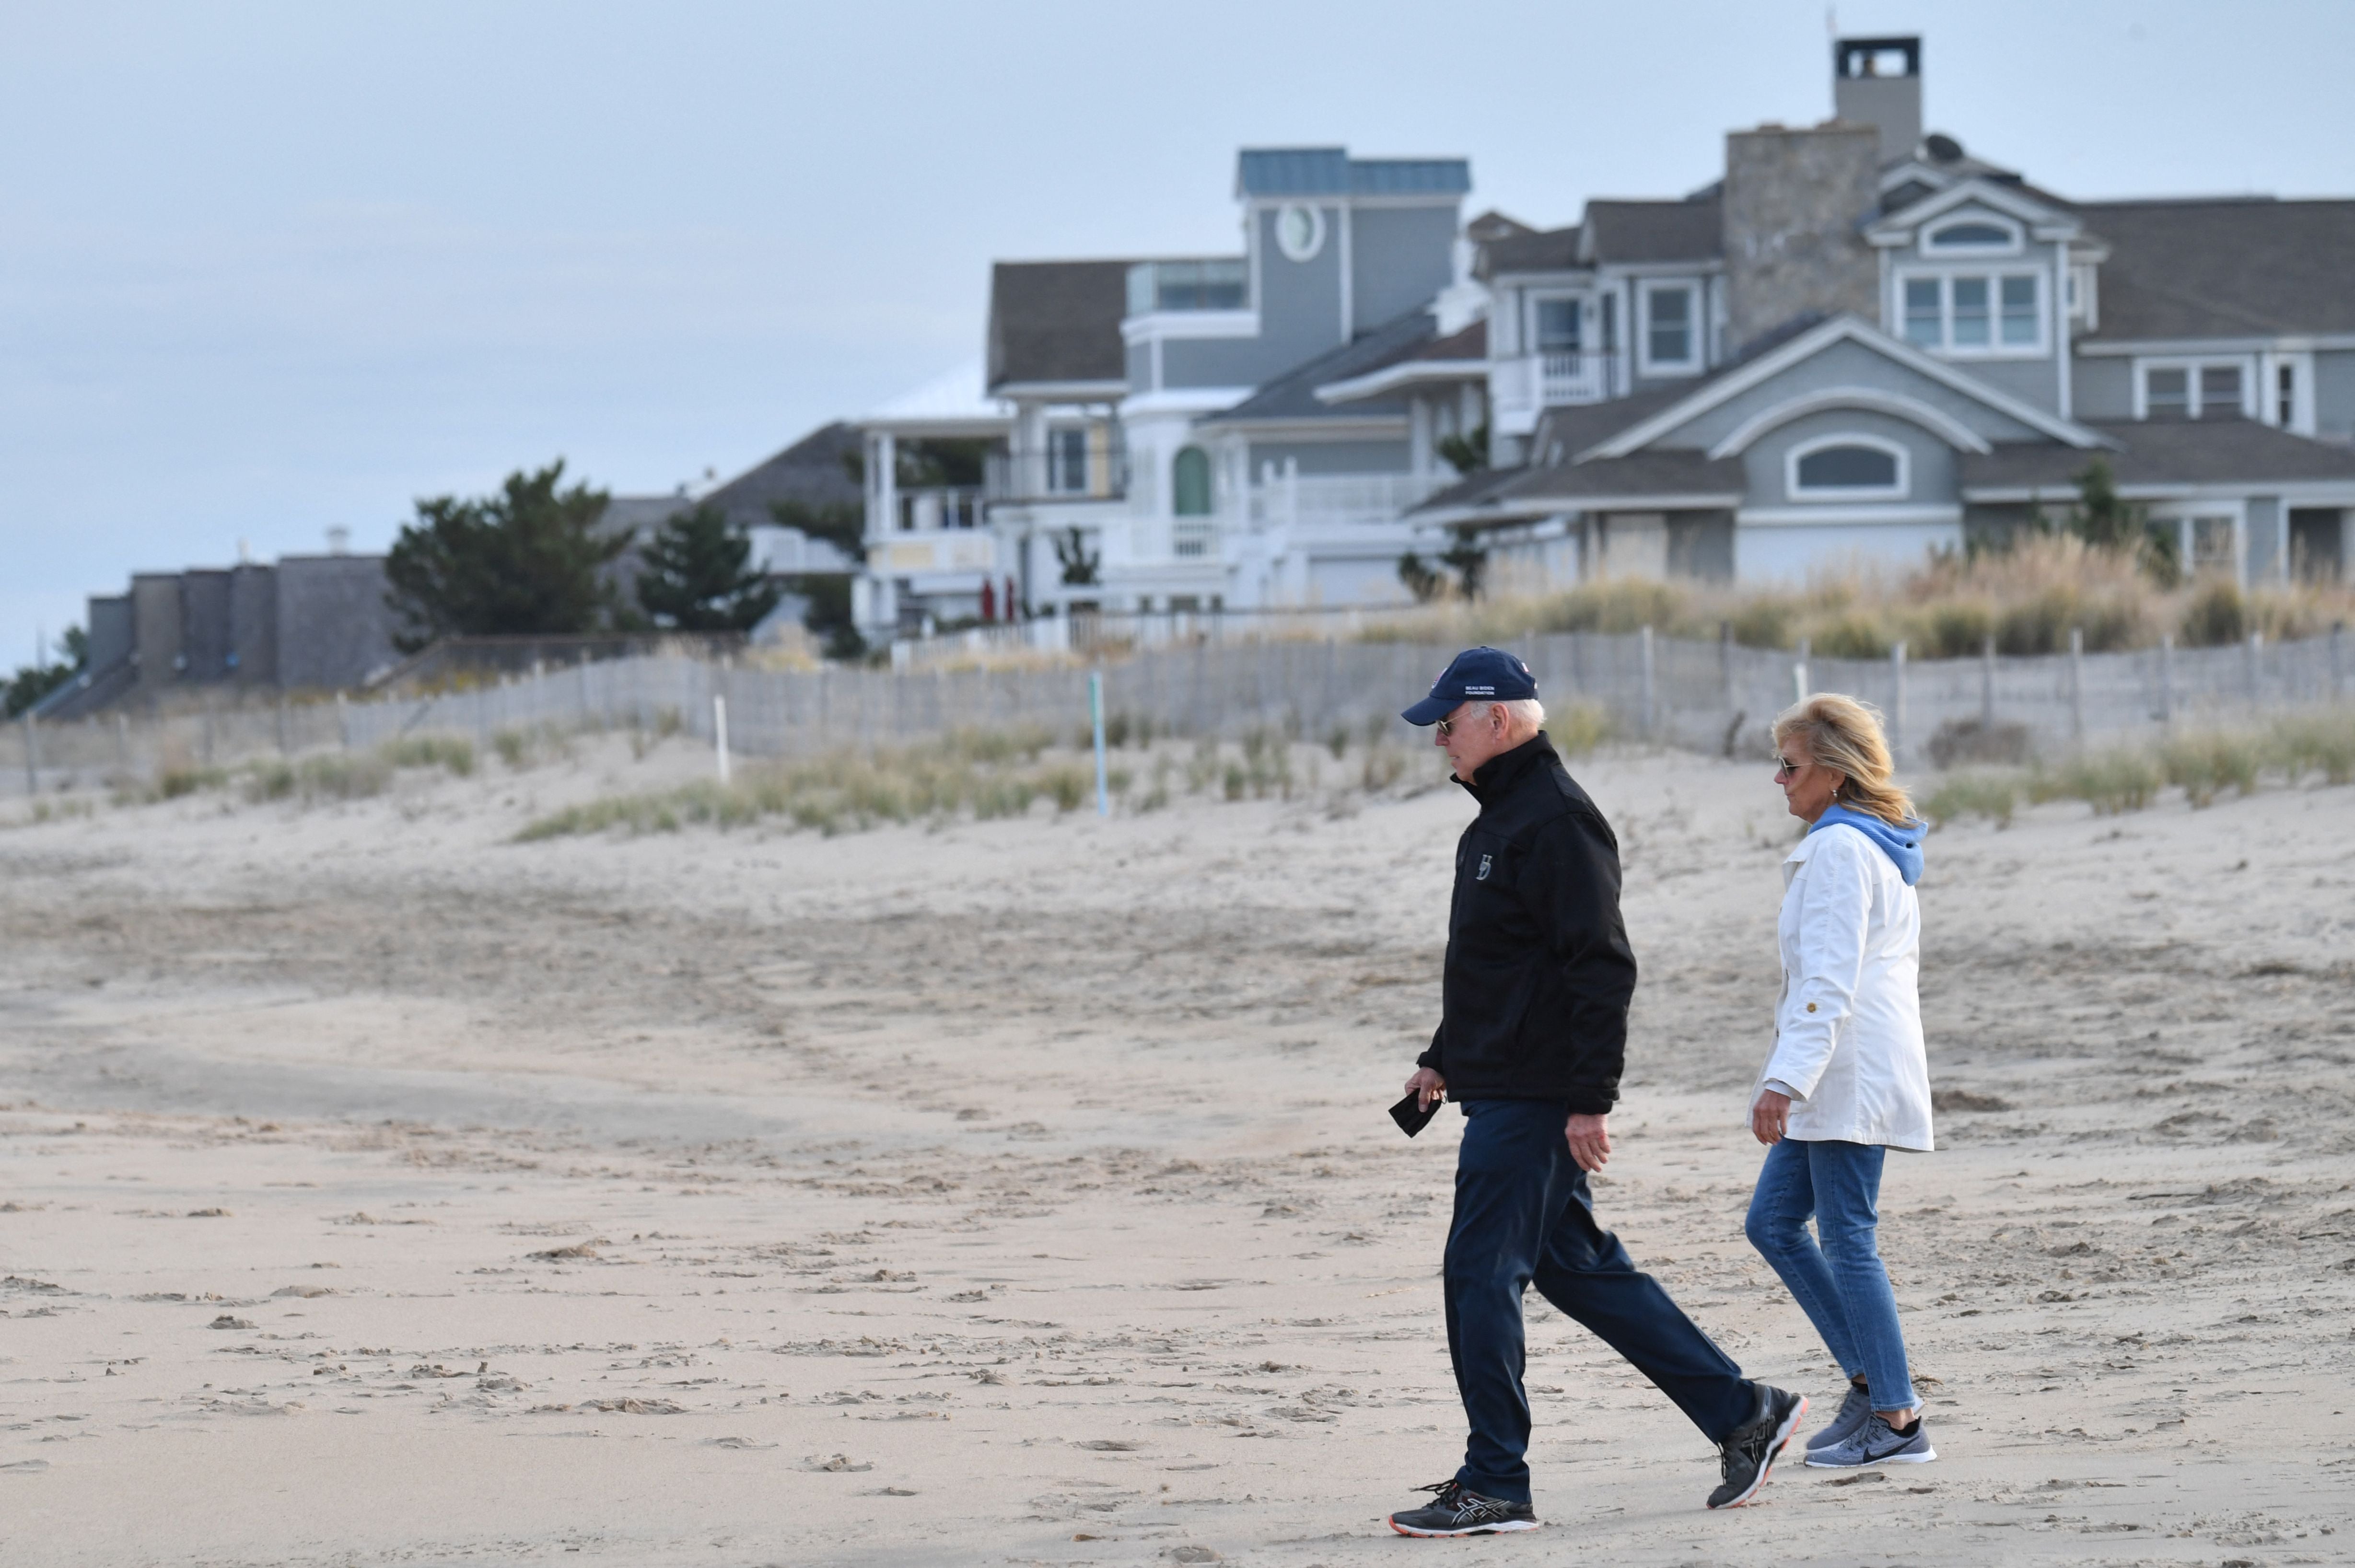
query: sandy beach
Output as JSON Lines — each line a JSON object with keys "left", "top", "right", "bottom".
{"left": 3, "top": 731, "right": 2353, "bottom": 1566}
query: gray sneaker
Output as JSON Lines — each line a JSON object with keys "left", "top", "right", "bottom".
{"left": 1805, "top": 1411, "right": 1935, "bottom": 1469}
{"left": 1806, "top": 1381, "right": 1874, "bottom": 1452}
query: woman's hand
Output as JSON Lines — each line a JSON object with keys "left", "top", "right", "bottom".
{"left": 1751, "top": 1089, "right": 1791, "bottom": 1146}
{"left": 1405, "top": 1067, "right": 1446, "bottom": 1112}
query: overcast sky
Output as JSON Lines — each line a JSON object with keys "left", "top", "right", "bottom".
{"left": 5, "top": 0, "right": 2352, "bottom": 659}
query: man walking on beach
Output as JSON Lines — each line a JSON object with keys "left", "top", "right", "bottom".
{"left": 1386, "top": 647, "right": 1806, "bottom": 1536}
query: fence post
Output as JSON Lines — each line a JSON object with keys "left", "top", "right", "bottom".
{"left": 21, "top": 712, "right": 35, "bottom": 796}
{"left": 2334, "top": 621, "right": 2347, "bottom": 701}
{"left": 1980, "top": 635, "right": 1996, "bottom": 729}
{"left": 275, "top": 696, "right": 290, "bottom": 756}
{"left": 1639, "top": 625, "right": 1656, "bottom": 738}
{"left": 335, "top": 691, "right": 350, "bottom": 750}
{"left": 1793, "top": 638, "right": 1810, "bottom": 705}
{"left": 2246, "top": 629, "right": 2263, "bottom": 705}
{"left": 1089, "top": 668, "right": 1109, "bottom": 816}
{"left": 1718, "top": 620, "right": 1733, "bottom": 709}
{"left": 713, "top": 695, "right": 730, "bottom": 784}
{"left": 1890, "top": 640, "right": 1908, "bottom": 761}
{"left": 115, "top": 713, "right": 129, "bottom": 768}
{"left": 2159, "top": 635, "right": 2175, "bottom": 728}
{"left": 2068, "top": 626, "right": 2085, "bottom": 744}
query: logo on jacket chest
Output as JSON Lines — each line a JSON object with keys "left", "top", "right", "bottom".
{"left": 1477, "top": 853, "right": 1492, "bottom": 882}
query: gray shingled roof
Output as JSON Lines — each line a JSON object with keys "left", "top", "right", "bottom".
{"left": 1207, "top": 310, "right": 1436, "bottom": 424}
{"left": 1583, "top": 197, "right": 1722, "bottom": 263}
{"left": 1478, "top": 223, "right": 1581, "bottom": 278}
{"left": 1961, "top": 419, "right": 2355, "bottom": 492}
{"left": 987, "top": 260, "right": 1132, "bottom": 390}
{"left": 695, "top": 422, "right": 864, "bottom": 530}
{"left": 1496, "top": 448, "right": 1745, "bottom": 502}
{"left": 2071, "top": 198, "right": 2355, "bottom": 341}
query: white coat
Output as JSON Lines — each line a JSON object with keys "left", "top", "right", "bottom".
{"left": 1751, "top": 821, "right": 1935, "bottom": 1151}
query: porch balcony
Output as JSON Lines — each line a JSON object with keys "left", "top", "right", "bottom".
{"left": 984, "top": 437, "right": 1130, "bottom": 504}
{"left": 1242, "top": 470, "right": 1456, "bottom": 529}
{"left": 1490, "top": 349, "right": 1621, "bottom": 429}
{"left": 894, "top": 487, "right": 985, "bottom": 532}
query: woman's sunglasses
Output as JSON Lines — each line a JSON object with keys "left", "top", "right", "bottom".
{"left": 1774, "top": 755, "right": 1805, "bottom": 778}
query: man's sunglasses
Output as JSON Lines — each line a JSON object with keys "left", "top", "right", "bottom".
{"left": 1435, "top": 712, "right": 1492, "bottom": 738}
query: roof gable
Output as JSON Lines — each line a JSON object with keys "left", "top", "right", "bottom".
{"left": 1865, "top": 176, "right": 2079, "bottom": 245}
{"left": 1579, "top": 315, "right": 2111, "bottom": 460}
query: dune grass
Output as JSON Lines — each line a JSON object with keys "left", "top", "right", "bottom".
{"left": 1379, "top": 535, "right": 2354, "bottom": 658}
{"left": 1923, "top": 707, "right": 2355, "bottom": 826}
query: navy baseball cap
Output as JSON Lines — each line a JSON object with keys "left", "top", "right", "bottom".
{"left": 1401, "top": 646, "right": 1539, "bottom": 726}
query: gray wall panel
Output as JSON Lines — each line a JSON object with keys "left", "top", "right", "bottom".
{"left": 1347, "top": 205, "right": 1456, "bottom": 334}
{"left": 275, "top": 556, "right": 399, "bottom": 690}
{"left": 1652, "top": 337, "right": 2052, "bottom": 451}
{"left": 2071, "top": 355, "right": 2133, "bottom": 420}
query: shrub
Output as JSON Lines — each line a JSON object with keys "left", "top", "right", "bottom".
{"left": 2032, "top": 749, "right": 2164, "bottom": 815}
{"left": 1926, "top": 718, "right": 2030, "bottom": 769}
{"left": 1923, "top": 772, "right": 2019, "bottom": 827}
{"left": 2267, "top": 710, "right": 2355, "bottom": 786}
{"left": 1546, "top": 702, "right": 1613, "bottom": 757}
{"left": 2178, "top": 580, "right": 2246, "bottom": 647}
{"left": 1809, "top": 613, "right": 1890, "bottom": 660}
{"left": 379, "top": 735, "right": 476, "bottom": 777}
{"left": 1913, "top": 601, "right": 1995, "bottom": 659}
{"left": 1726, "top": 597, "right": 1799, "bottom": 650}
{"left": 157, "top": 766, "right": 227, "bottom": 800}
{"left": 2160, "top": 732, "right": 2261, "bottom": 807}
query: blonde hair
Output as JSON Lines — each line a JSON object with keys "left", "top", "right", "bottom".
{"left": 1773, "top": 693, "right": 1916, "bottom": 826}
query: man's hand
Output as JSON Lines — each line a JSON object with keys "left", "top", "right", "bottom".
{"left": 1405, "top": 1067, "right": 1446, "bottom": 1113}
{"left": 1565, "top": 1113, "right": 1611, "bottom": 1173}
{"left": 1751, "top": 1089, "right": 1791, "bottom": 1146}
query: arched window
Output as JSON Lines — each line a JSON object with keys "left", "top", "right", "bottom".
{"left": 1787, "top": 435, "right": 1909, "bottom": 500}
{"left": 1925, "top": 219, "right": 2017, "bottom": 252}
{"left": 1172, "top": 447, "right": 1212, "bottom": 516}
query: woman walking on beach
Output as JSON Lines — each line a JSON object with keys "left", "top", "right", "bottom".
{"left": 1745, "top": 694, "right": 1936, "bottom": 1470}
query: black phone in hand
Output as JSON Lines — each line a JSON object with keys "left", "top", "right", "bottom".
{"left": 1389, "top": 1091, "right": 1441, "bottom": 1138}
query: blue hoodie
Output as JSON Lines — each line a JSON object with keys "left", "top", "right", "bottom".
{"left": 1811, "top": 804, "right": 1926, "bottom": 886}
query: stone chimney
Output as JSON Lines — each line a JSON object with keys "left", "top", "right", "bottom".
{"left": 1832, "top": 36, "right": 1922, "bottom": 165}
{"left": 1721, "top": 122, "right": 1882, "bottom": 356}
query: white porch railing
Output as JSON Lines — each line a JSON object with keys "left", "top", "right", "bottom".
{"left": 1244, "top": 471, "right": 1454, "bottom": 528}
{"left": 1491, "top": 350, "right": 1617, "bottom": 419}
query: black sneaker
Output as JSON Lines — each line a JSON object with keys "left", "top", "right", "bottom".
{"left": 1387, "top": 1480, "right": 1539, "bottom": 1536}
{"left": 1706, "top": 1385, "right": 1807, "bottom": 1510}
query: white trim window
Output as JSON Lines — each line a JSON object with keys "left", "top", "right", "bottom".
{"left": 1638, "top": 281, "right": 1700, "bottom": 375}
{"left": 1922, "top": 215, "right": 2024, "bottom": 256}
{"left": 1898, "top": 270, "right": 2046, "bottom": 355}
{"left": 1785, "top": 434, "right": 1911, "bottom": 503}
{"left": 2136, "top": 359, "right": 2250, "bottom": 421}
{"left": 1531, "top": 294, "right": 1585, "bottom": 355}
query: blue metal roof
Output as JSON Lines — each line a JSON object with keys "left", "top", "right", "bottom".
{"left": 1236, "top": 147, "right": 1469, "bottom": 199}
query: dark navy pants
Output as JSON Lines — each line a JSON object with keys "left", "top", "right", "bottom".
{"left": 1445, "top": 1097, "right": 1756, "bottom": 1503}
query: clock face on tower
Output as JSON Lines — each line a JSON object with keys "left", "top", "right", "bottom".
{"left": 1275, "top": 203, "right": 1325, "bottom": 262}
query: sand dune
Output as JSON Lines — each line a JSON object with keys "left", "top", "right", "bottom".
{"left": 2, "top": 733, "right": 2352, "bottom": 1564}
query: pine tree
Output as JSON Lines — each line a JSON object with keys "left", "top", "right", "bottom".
{"left": 384, "top": 460, "right": 628, "bottom": 651}
{"left": 634, "top": 505, "right": 782, "bottom": 632}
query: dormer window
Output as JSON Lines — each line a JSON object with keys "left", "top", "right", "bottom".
{"left": 1897, "top": 270, "right": 2043, "bottom": 355}
{"left": 1924, "top": 217, "right": 2021, "bottom": 254}
{"left": 1787, "top": 435, "right": 1909, "bottom": 502}
{"left": 1638, "top": 281, "right": 1699, "bottom": 375}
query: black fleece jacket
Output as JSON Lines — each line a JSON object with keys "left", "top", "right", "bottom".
{"left": 1415, "top": 733, "right": 1637, "bottom": 1114}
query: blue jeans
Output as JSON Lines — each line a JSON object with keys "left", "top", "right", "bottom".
{"left": 1744, "top": 1138, "right": 1917, "bottom": 1411}
{"left": 1445, "top": 1099, "right": 1756, "bottom": 1504}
